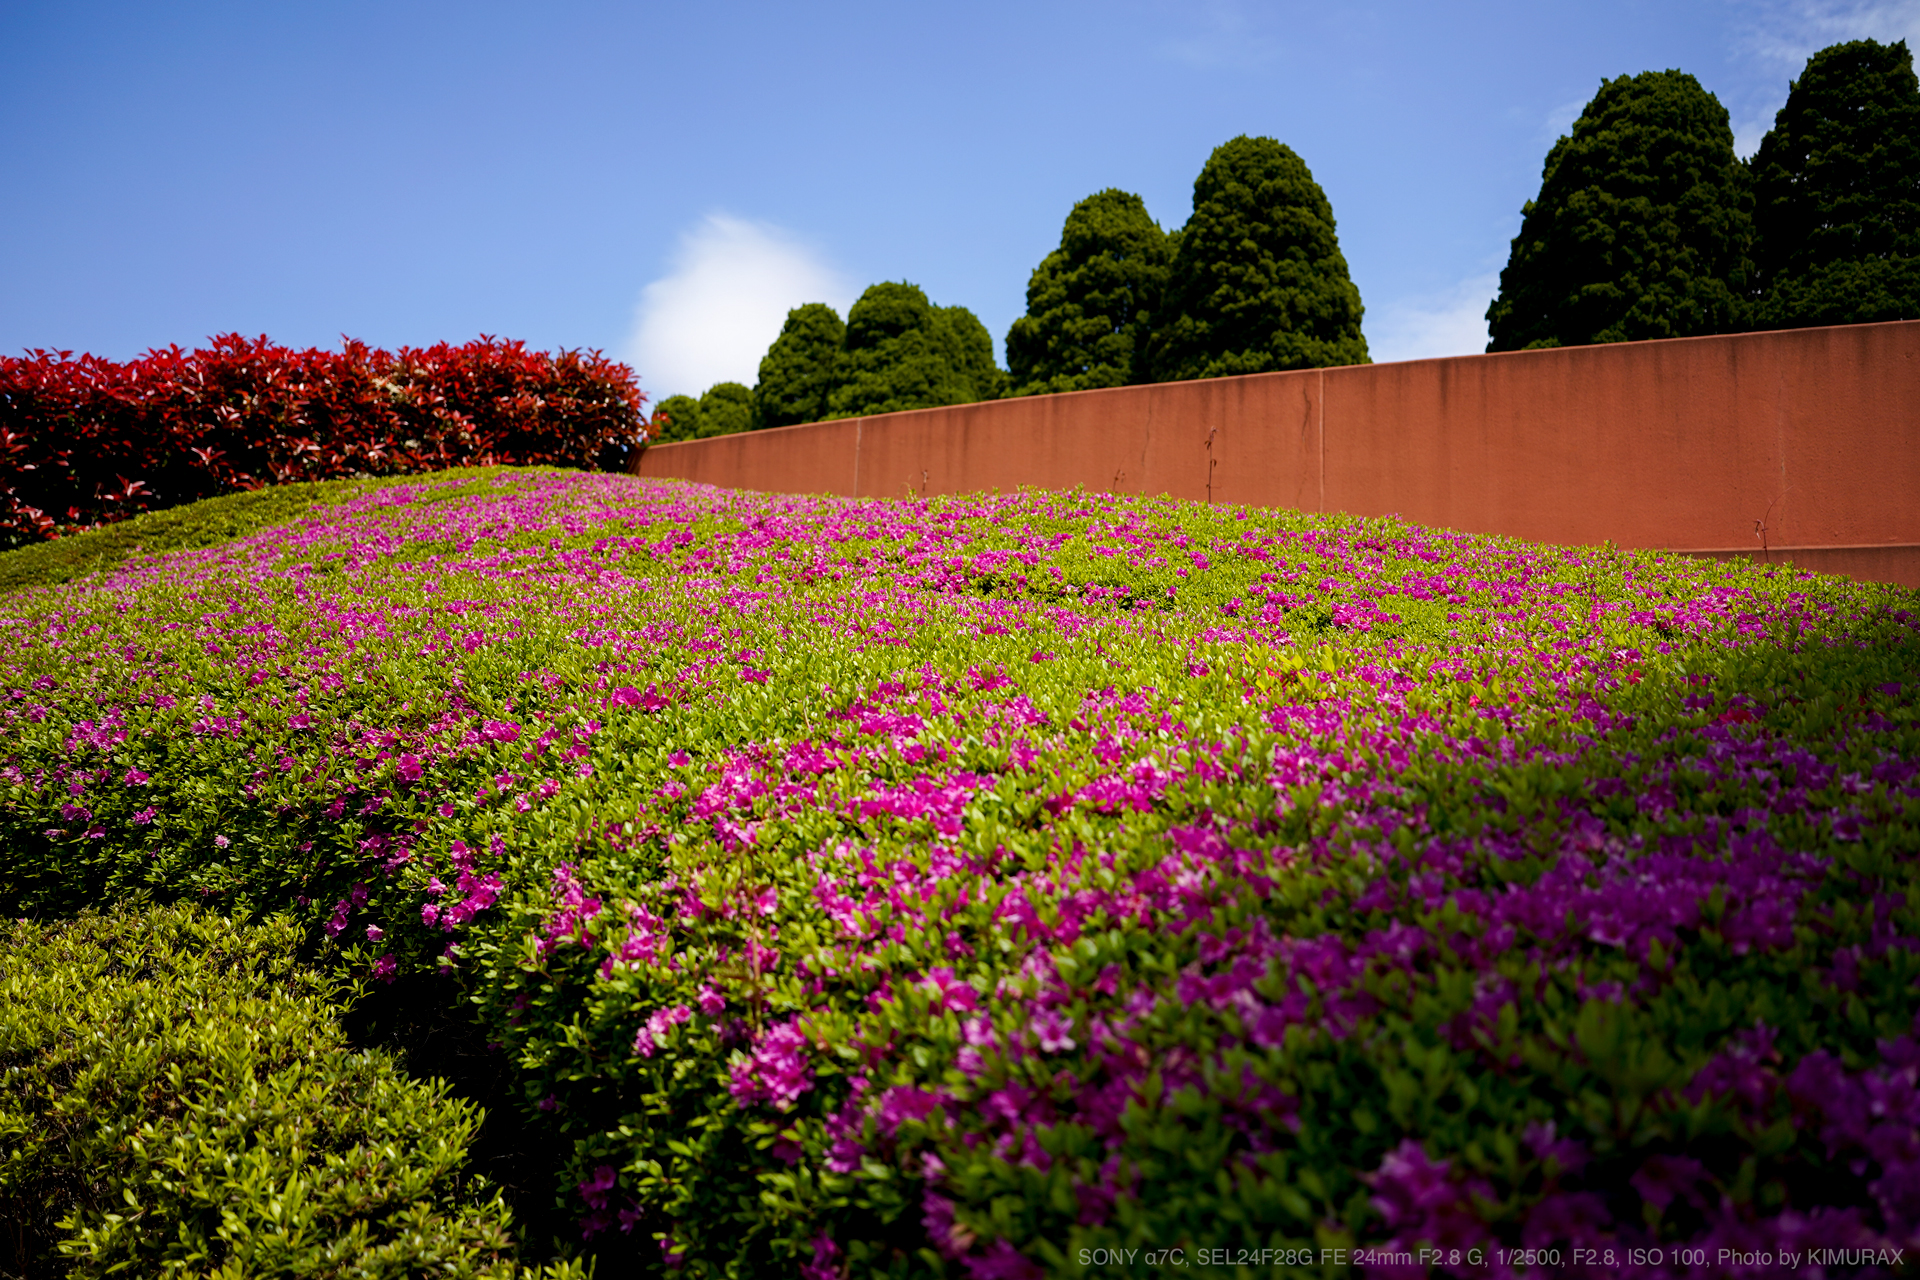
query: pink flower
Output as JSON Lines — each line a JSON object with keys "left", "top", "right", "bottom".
{"left": 727, "top": 1017, "right": 814, "bottom": 1111}
{"left": 877, "top": 1085, "right": 945, "bottom": 1135}
{"left": 1032, "top": 1008, "right": 1075, "bottom": 1053}
{"left": 633, "top": 1004, "right": 692, "bottom": 1057}
{"left": 923, "top": 966, "right": 979, "bottom": 1012}
{"left": 696, "top": 983, "right": 726, "bottom": 1015}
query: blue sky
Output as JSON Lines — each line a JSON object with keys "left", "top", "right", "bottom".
{"left": 4, "top": 1, "right": 1916, "bottom": 402}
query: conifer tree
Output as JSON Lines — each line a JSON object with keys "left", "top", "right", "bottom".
{"left": 649, "top": 395, "right": 703, "bottom": 443}
{"left": 696, "top": 383, "right": 753, "bottom": 437}
{"left": 1006, "top": 189, "right": 1172, "bottom": 395}
{"left": 1751, "top": 39, "right": 1920, "bottom": 329}
{"left": 1152, "top": 136, "right": 1368, "bottom": 381}
{"left": 646, "top": 383, "right": 753, "bottom": 442}
{"left": 824, "top": 283, "right": 1004, "bottom": 419}
{"left": 753, "top": 303, "right": 847, "bottom": 429}
{"left": 1486, "top": 70, "right": 1753, "bottom": 350}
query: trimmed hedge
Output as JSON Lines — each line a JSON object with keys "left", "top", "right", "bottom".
{"left": 0, "top": 904, "right": 583, "bottom": 1279}
{"left": 0, "top": 335, "right": 644, "bottom": 545}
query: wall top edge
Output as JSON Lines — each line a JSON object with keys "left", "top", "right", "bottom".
{"left": 651, "top": 318, "right": 1919, "bottom": 439}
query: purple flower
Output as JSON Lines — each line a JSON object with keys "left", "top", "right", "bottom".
{"left": 728, "top": 1017, "right": 814, "bottom": 1111}
{"left": 877, "top": 1085, "right": 945, "bottom": 1136}
{"left": 577, "top": 1164, "right": 617, "bottom": 1209}
{"left": 1032, "top": 1008, "right": 1075, "bottom": 1054}
{"left": 923, "top": 966, "right": 979, "bottom": 1012}
{"left": 633, "top": 1004, "right": 692, "bottom": 1058}
{"left": 798, "top": 1232, "right": 843, "bottom": 1280}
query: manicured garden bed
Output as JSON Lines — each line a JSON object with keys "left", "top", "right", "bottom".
{"left": 2, "top": 466, "right": 1915, "bottom": 1277}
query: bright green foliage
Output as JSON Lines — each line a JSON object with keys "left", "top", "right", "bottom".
{"left": 824, "top": 282, "right": 1006, "bottom": 419}
{"left": 1151, "top": 136, "right": 1369, "bottom": 381}
{"left": 0, "top": 475, "right": 391, "bottom": 596}
{"left": 754, "top": 303, "right": 847, "bottom": 429}
{"left": 648, "top": 395, "right": 704, "bottom": 444}
{"left": 1487, "top": 71, "right": 1754, "bottom": 351}
{"left": 1752, "top": 39, "right": 1920, "bottom": 329}
{"left": 1005, "top": 189, "right": 1173, "bottom": 395}
{"left": 0, "top": 905, "right": 580, "bottom": 1279}
{"left": 648, "top": 384, "right": 756, "bottom": 444}
{"left": 694, "top": 383, "right": 754, "bottom": 437}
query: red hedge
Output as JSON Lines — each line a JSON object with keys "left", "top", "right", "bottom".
{"left": 0, "top": 334, "right": 647, "bottom": 544}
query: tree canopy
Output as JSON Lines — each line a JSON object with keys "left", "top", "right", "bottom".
{"left": 1486, "top": 70, "right": 1753, "bottom": 351}
{"left": 648, "top": 395, "right": 702, "bottom": 444}
{"left": 1751, "top": 39, "right": 1920, "bottom": 329}
{"left": 824, "top": 283, "right": 1004, "bottom": 419}
{"left": 647, "top": 382, "right": 753, "bottom": 443}
{"left": 1150, "top": 136, "right": 1368, "bottom": 382}
{"left": 753, "top": 303, "right": 847, "bottom": 429}
{"left": 1005, "top": 189, "right": 1172, "bottom": 396}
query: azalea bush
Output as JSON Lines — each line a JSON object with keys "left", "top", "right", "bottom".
{"left": 0, "top": 466, "right": 1915, "bottom": 1278}
{"left": 0, "top": 336, "right": 644, "bottom": 544}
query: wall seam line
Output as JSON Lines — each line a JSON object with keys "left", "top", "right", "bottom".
{"left": 1318, "top": 369, "right": 1326, "bottom": 513}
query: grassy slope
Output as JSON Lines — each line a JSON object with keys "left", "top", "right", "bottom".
{"left": 0, "top": 469, "right": 521, "bottom": 595}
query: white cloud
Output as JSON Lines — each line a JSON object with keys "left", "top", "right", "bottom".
{"left": 1366, "top": 271, "right": 1501, "bottom": 365}
{"left": 625, "top": 214, "right": 854, "bottom": 401}
{"left": 1730, "top": 0, "right": 1920, "bottom": 155}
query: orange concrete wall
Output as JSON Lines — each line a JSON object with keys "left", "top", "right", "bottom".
{"left": 637, "top": 321, "right": 1920, "bottom": 588}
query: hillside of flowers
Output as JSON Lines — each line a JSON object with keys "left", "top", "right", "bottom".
{"left": 1, "top": 466, "right": 1916, "bottom": 1278}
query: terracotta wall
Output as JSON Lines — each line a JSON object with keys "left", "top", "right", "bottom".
{"left": 637, "top": 321, "right": 1920, "bottom": 588}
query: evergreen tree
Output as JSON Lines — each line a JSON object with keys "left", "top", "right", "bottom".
{"left": 1006, "top": 189, "right": 1172, "bottom": 395}
{"left": 650, "top": 394, "right": 703, "bottom": 443}
{"left": 754, "top": 303, "right": 846, "bottom": 429}
{"left": 937, "top": 304, "right": 1007, "bottom": 404}
{"left": 1151, "top": 136, "right": 1368, "bottom": 382}
{"left": 1486, "top": 70, "right": 1753, "bottom": 351}
{"left": 824, "top": 283, "right": 1004, "bottom": 419}
{"left": 646, "top": 383, "right": 754, "bottom": 443}
{"left": 1751, "top": 39, "right": 1920, "bottom": 328}
{"left": 696, "top": 382, "right": 754, "bottom": 437}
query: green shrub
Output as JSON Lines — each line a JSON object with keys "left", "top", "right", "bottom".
{"left": 0, "top": 904, "right": 583, "bottom": 1279}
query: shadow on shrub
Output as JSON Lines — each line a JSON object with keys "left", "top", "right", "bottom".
{"left": 0, "top": 904, "right": 586, "bottom": 1279}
